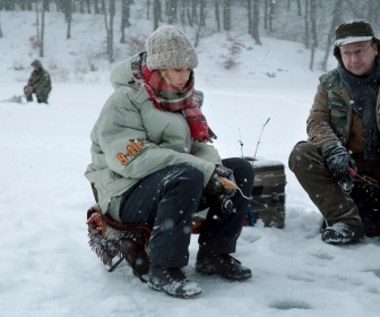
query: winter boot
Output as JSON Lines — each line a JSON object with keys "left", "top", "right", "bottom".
{"left": 195, "top": 249, "right": 252, "bottom": 281}
{"left": 25, "top": 93, "right": 33, "bottom": 102}
{"left": 321, "top": 222, "right": 364, "bottom": 244}
{"left": 147, "top": 265, "right": 202, "bottom": 298}
{"left": 130, "top": 248, "right": 150, "bottom": 283}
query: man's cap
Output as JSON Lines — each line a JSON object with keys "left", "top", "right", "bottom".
{"left": 335, "top": 20, "right": 376, "bottom": 46}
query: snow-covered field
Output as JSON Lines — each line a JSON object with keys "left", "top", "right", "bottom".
{"left": 1, "top": 10, "right": 380, "bottom": 317}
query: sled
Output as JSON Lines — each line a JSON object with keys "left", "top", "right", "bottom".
{"left": 87, "top": 204, "right": 152, "bottom": 281}
{"left": 87, "top": 203, "right": 206, "bottom": 280}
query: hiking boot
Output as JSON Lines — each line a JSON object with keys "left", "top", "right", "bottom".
{"left": 196, "top": 249, "right": 252, "bottom": 281}
{"left": 147, "top": 265, "right": 202, "bottom": 299}
{"left": 130, "top": 248, "right": 150, "bottom": 283}
{"left": 321, "top": 222, "right": 364, "bottom": 244}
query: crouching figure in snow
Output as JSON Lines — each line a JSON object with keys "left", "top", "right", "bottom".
{"left": 289, "top": 20, "right": 380, "bottom": 244}
{"left": 84, "top": 25, "right": 254, "bottom": 298}
{"left": 23, "top": 59, "right": 52, "bottom": 104}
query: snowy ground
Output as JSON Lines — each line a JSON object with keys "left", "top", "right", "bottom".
{"left": 1, "top": 11, "right": 380, "bottom": 317}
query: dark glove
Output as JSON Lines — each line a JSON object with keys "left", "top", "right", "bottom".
{"left": 205, "top": 171, "right": 225, "bottom": 195}
{"left": 324, "top": 145, "right": 357, "bottom": 192}
{"left": 215, "top": 165, "right": 234, "bottom": 180}
{"left": 205, "top": 165, "right": 236, "bottom": 196}
{"left": 215, "top": 165, "right": 237, "bottom": 197}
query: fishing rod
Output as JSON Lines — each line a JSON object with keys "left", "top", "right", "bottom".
{"left": 253, "top": 117, "right": 271, "bottom": 160}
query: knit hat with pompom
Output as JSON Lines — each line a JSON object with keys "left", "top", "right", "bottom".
{"left": 145, "top": 25, "right": 198, "bottom": 70}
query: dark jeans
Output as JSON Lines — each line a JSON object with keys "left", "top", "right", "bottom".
{"left": 119, "top": 158, "right": 254, "bottom": 268}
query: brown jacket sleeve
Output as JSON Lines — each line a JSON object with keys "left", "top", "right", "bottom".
{"left": 306, "top": 84, "right": 341, "bottom": 150}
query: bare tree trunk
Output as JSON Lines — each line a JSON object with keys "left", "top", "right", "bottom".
{"left": 64, "top": 0, "right": 73, "bottom": 40}
{"left": 264, "top": 0, "right": 268, "bottom": 30}
{"left": 297, "top": 0, "right": 302, "bottom": 16}
{"left": 179, "top": 0, "right": 186, "bottom": 27}
{"left": 3, "top": 0, "right": 15, "bottom": 10}
{"left": 40, "top": 0, "right": 47, "bottom": 57}
{"left": 80, "top": 0, "right": 85, "bottom": 13}
{"left": 194, "top": 23, "right": 202, "bottom": 48}
{"left": 28, "top": 0, "right": 33, "bottom": 10}
{"left": 120, "top": 0, "right": 131, "bottom": 43}
{"left": 189, "top": 0, "right": 197, "bottom": 27}
{"left": 94, "top": 0, "right": 100, "bottom": 14}
{"left": 167, "top": 0, "right": 177, "bottom": 25}
{"left": 268, "top": 0, "right": 275, "bottom": 33}
{"left": 35, "top": 1, "right": 40, "bottom": 52}
{"left": 252, "top": 0, "right": 261, "bottom": 44}
{"left": 199, "top": 0, "right": 206, "bottom": 26}
{"left": 35, "top": 0, "right": 46, "bottom": 58}
{"left": 368, "top": 0, "right": 380, "bottom": 24}
{"left": 43, "top": 0, "right": 50, "bottom": 11}
{"left": 214, "top": 0, "right": 220, "bottom": 31}
{"left": 102, "top": 0, "right": 115, "bottom": 63}
{"left": 153, "top": 0, "right": 161, "bottom": 31}
{"left": 304, "top": 0, "right": 309, "bottom": 49}
{"left": 223, "top": 0, "right": 231, "bottom": 31}
{"left": 248, "top": 0, "right": 253, "bottom": 35}
{"left": 109, "top": 0, "right": 115, "bottom": 63}
{"left": 309, "top": 0, "right": 317, "bottom": 71}
{"left": 321, "top": 0, "right": 342, "bottom": 71}
{"left": 85, "top": 0, "right": 91, "bottom": 13}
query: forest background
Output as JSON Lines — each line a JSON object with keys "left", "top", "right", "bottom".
{"left": 2, "top": 1, "right": 380, "bottom": 316}
{"left": 1, "top": 0, "right": 380, "bottom": 79}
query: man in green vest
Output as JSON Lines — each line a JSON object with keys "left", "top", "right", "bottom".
{"left": 289, "top": 20, "right": 380, "bottom": 244}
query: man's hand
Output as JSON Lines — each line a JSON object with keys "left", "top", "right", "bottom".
{"left": 25, "top": 86, "right": 33, "bottom": 93}
{"left": 325, "top": 145, "right": 357, "bottom": 192}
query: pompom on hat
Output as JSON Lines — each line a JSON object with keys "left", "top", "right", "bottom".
{"left": 335, "top": 20, "right": 378, "bottom": 46}
{"left": 145, "top": 25, "right": 198, "bottom": 70}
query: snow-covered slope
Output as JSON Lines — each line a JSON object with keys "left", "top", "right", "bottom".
{"left": 1, "top": 10, "right": 379, "bottom": 317}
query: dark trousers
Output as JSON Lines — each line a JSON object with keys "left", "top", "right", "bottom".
{"left": 198, "top": 158, "right": 254, "bottom": 254}
{"left": 23, "top": 86, "right": 48, "bottom": 103}
{"left": 119, "top": 158, "right": 254, "bottom": 268}
{"left": 351, "top": 186, "right": 380, "bottom": 236}
{"left": 24, "top": 86, "right": 34, "bottom": 102}
{"left": 289, "top": 141, "right": 380, "bottom": 235}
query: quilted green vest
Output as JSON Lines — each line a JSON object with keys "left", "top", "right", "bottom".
{"left": 319, "top": 69, "right": 353, "bottom": 146}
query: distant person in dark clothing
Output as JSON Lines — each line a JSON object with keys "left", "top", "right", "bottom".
{"left": 24, "top": 59, "right": 52, "bottom": 104}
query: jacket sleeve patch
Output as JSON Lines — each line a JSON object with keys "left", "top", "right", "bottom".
{"left": 116, "top": 140, "right": 145, "bottom": 166}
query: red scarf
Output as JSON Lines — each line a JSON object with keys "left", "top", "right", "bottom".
{"left": 132, "top": 53, "right": 216, "bottom": 142}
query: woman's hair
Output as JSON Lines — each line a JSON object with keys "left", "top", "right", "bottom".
{"left": 159, "top": 69, "right": 170, "bottom": 84}
{"left": 158, "top": 69, "right": 193, "bottom": 86}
